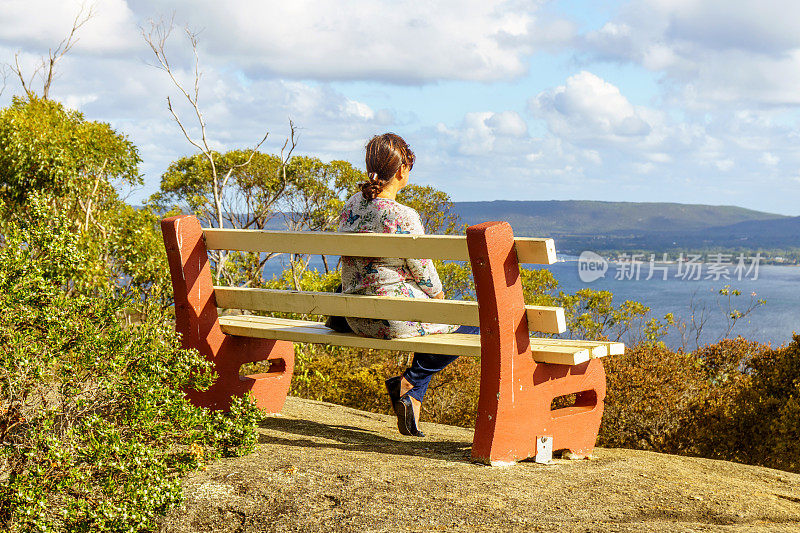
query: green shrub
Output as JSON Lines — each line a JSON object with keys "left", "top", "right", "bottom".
{"left": 0, "top": 201, "right": 260, "bottom": 532}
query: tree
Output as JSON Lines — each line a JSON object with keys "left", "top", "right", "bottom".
{"left": 142, "top": 17, "right": 297, "bottom": 285}
{"left": 0, "top": 97, "right": 142, "bottom": 294}
{"left": 153, "top": 151, "right": 366, "bottom": 287}
{"left": 0, "top": 96, "right": 140, "bottom": 204}
{"left": 397, "top": 184, "right": 461, "bottom": 235}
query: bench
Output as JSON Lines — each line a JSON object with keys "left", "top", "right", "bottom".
{"left": 161, "top": 215, "right": 622, "bottom": 465}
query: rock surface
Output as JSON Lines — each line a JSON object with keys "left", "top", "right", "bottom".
{"left": 160, "top": 397, "right": 800, "bottom": 532}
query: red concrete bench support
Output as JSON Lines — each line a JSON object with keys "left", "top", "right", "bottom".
{"left": 467, "top": 221, "right": 606, "bottom": 464}
{"left": 161, "top": 215, "right": 294, "bottom": 412}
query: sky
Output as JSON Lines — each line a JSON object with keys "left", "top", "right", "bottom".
{"left": 1, "top": 0, "right": 799, "bottom": 215}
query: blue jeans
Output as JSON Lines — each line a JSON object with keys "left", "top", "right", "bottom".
{"left": 402, "top": 325, "right": 480, "bottom": 402}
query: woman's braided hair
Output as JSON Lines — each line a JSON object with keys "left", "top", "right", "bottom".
{"left": 361, "top": 133, "right": 415, "bottom": 201}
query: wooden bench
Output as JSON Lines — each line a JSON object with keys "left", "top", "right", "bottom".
{"left": 161, "top": 215, "right": 622, "bottom": 465}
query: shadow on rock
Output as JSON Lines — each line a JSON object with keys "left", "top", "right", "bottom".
{"left": 258, "top": 416, "right": 473, "bottom": 462}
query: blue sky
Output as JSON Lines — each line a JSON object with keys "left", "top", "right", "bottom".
{"left": 2, "top": 0, "right": 799, "bottom": 215}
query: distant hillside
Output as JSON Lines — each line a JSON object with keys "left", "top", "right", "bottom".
{"left": 452, "top": 200, "right": 797, "bottom": 253}
{"left": 453, "top": 200, "right": 786, "bottom": 235}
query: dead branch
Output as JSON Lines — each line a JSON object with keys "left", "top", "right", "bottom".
{"left": 0, "top": 64, "right": 9, "bottom": 98}
{"left": 145, "top": 15, "right": 288, "bottom": 281}
{"left": 42, "top": 3, "right": 95, "bottom": 99}
{"left": 8, "top": 2, "right": 95, "bottom": 100}
{"left": 12, "top": 53, "right": 37, "bottom": 99}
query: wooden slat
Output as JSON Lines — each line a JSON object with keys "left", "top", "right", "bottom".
{"left": 203, "top": 228, "right": 557, "bottom": 265}
{"left": 594, "top": 341, "right": 625, "bottom": 356}
{"left": 534, "top": 338, "right": 608, "bottom": 358}
{"left": 223, "top": 315, "right": 614, "bottom": 358}
{"left": 214, "top": 287, "right": 567, "bottom": 334}
{"left": 218, "top": 315, "right": 601, "bottom": 365}
{"left": 525, "top": 305, "right": 566, "bottom": 335}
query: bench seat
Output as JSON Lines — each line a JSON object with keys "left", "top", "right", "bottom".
{"left": 218, "top": 315, "right": 623, "bottom": 366}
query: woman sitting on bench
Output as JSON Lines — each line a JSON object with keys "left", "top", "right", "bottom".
{"left": 338, "top": 132, "right": 478, "bottom": 438}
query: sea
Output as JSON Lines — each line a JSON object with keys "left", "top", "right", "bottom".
{"left": 262, "top": 255, "right": 799, "bottom": 350}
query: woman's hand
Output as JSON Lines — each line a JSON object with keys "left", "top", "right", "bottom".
{"left": 433, "top": 291, "right": 445, "bottom": 299}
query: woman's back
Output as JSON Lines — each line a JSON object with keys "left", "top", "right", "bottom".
{"left": 338, "top": 191, "right": 457, "bottom": 339}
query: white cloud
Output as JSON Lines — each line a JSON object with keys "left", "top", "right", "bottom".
{"left": 715, "top": 159, "right": 734, "bottom": 171}
{"left": 129, "top": 0, "right": 574, "bottom": 83}
{"left": 529, "top": 71, "right": 652, "bottom": 145}
{"left": 485, "top": 111, "right": 528, "bottom": 137}
{"left": 760, "top": 152, "right": 780, "bottom": 166}
{"left": 0, "top": 0, "right": 140, "bottom": 54}
{"left": 581, "top": 0, "right": 800, "bottom": 107}
{"left": 436, "top": 110, "right": 530, "bottom": 156}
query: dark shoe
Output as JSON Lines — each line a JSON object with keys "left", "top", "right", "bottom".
{"left": 396, "top": 395, "right": 425, "bottom": 437}
{"left": 385, "top": 376, "right": 402, "bottom": 412}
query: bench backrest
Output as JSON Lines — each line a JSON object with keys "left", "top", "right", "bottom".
{"left": 202, "top": 228, "right": 566, "bottom": 334}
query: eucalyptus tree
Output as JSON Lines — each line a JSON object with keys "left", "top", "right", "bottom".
{"left": 0, "top": 96, "right": 143, "bottom": 294}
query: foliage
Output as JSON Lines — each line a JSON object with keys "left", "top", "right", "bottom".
{"left": 153, "top": 150, "right": 287, "bottom": 230}
{"left": 599, "top": 341, "right": 722, "bottom": 452}
{"left": 397, "top": 184, "right": 461, "bottom": 235}
{"left": 734, "top": 335, "right": 800, "bottom": 472}
{"left": 598, "top": 334, "right": 800, "bottom": 474}
{"left": 283, "top": 156, "right": 365, "bottom": 232}
{"left": 0, "top": 96, "right": 147, "bottom": 296}
{"left": 154, "top": 151, "right": 366, "bottom": 286}
{"left": 557, "top": 288, "right": 652, "bottom": 343}
{"left": 0, "top": 96, "right": 140, "bottom": 204}
{"left": 0, "top": 201, "right": 260, "bottom": 532}
{"left": 109, "top": 204, "right": 173, "bottom": 304}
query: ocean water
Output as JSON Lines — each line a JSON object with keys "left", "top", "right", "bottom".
{"left": 544, "top": 261, "right": 799, "bottom": 349}
{"left": 263, "top": 256, "right": 799, "bottom": 350}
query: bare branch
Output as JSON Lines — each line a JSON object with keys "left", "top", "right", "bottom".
{"left": 6, "top": 2, "right": 95, "bottom": 100}
{"left": 143, "top": 17, "right": 277, "bottom": 285}
{"left": 280, "top": 120, "right": 299, "bottom": 166}
{"left": 0, "top": 65, "right": 8, "bottom": 98}
{"left": 42, "top": 2, "right": 95, "bottom": 99}
{"left": 11, "top": 53, "right": 38, "bottom": 99}
{"left": 166, "top": 96, "right": 205, "bottom": 154}
{"left": 221, "top": 131, "right": 270, "bottom": 189}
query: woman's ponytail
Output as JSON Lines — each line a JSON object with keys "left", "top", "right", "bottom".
{"left": 361, "top": 171, "right": 386, "bottom": 201}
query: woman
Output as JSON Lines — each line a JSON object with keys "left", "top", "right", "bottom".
{"left": 338, "top": 133, "right": 478, "bottom": 437}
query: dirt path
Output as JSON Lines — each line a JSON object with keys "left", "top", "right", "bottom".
{"left": 160, "top": 397, "right": 800, "bottom": 532}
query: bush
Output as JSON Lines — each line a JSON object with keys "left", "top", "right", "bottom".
{"left": 734, "top": 334, "right": 800, "bottom": 472}
{"left": 0, "top": 203, "right": 260, "bottom": 532}
{"left": 599, "top": 334, "right": 800, "bottom": 474}
{"left": 598, "top": 338, "right": 757, "bottom": 455}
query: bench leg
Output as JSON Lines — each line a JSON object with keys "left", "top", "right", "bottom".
{"left": 471, "top": 358, "right": 606, "bottom": 464}
{"left": 467, "top": 221, "right": 606, "bottom": 465}
{"left": 185, "top": 336, "right": 295, "bottom": 413}
{"left": 161, "top": 214, "right": 295, "bottom": 413}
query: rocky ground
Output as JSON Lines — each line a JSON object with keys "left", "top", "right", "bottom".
{"left": 159, "top": 397, "right": 800, "bottom": 532}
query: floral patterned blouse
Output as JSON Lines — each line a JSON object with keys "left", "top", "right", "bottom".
{"left": 338, "top": 192, "right": 459, "bottom": 339}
